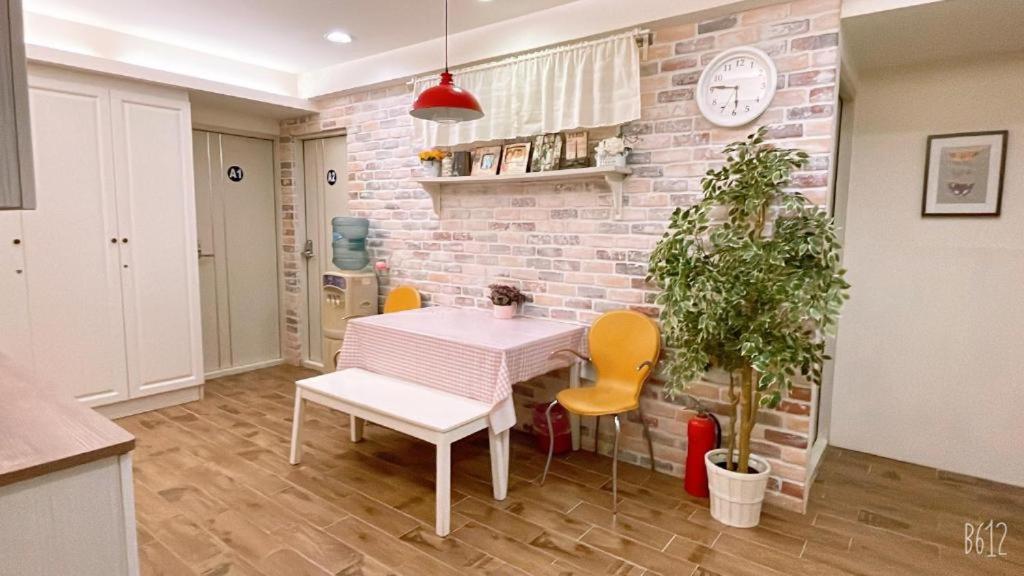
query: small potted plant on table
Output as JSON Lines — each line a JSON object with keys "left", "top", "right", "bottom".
{"left": 648, "top": 128, "right": 849, "bottom": 528}
{"left": 488, "top": 284, "right": 526, "bottom": 319}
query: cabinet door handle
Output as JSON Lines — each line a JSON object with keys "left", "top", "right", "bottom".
{"left": 121, "top": 238, "right": 129, "bottom": 243}
{"left": 111, "top": 238, "right": 118, "bottom": 244}
{"left": 13, "top": 238, "right": 21, "bottom": 245}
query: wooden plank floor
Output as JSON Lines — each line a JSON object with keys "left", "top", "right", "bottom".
{"left": 120, "top": 365, "right": 1023, "bottom": 575}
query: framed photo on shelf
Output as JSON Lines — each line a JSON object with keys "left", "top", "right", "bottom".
{"left": 531, "top": 134, "right": 562, "bottom": 172}
{"left": 500, "top": 142, "right": 532, "bottom": 175}
{"left": 471, "top": 146, "right": 502, "bottom": 176}
{"left": 563, "top": 131, "right": 589, "bottom": 168}
{"left": 922, "top": 131, "right": 1007, "bottom": 217}
{"left": 452, "top": 151, "right": 472, "bottom": 176}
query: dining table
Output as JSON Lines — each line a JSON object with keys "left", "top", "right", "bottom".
{"left": 335, "top": 305, "right": 590, "bottom": 466}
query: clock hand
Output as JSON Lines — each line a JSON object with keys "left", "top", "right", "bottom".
{"left": 710, "top": 85, "right": 739, "bottom": 90}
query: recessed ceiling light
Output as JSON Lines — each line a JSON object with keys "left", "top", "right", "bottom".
{"left": 324, "top": 31, "right": 353, "bottom": 44}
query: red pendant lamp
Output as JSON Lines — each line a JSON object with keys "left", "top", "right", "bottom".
{"left": 410, "top": 0, "right": 484, "bottom": 124}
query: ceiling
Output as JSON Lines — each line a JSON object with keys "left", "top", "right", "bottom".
{"left": 843, "top": 0, "right": 1024, "bottom": 73}
{"left": 22, "top": 0, "right": 578, "bottom": 73}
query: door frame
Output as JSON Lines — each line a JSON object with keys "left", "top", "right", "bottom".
{"left": 808, "top": 80, "right": 856, "bottom": 485}
{"left": 294, "top": 129, "right": 347, "bottom": 370}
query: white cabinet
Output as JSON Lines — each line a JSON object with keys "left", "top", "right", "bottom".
{"left": 8, "top": 68, "right": 202, "bottom": 407}
{"left": 0, "top": 211, "right": 31, "bottom": 364}
{"left": 110, "top": 90, "right": 202, "bottom": 398}
{"left": 22, "top": 76, "right": 129, "bottom": 406}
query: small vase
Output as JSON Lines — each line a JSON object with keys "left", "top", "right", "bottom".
{"left": 597, "top": 153, "right": 627, "bottom": 168}
{"left": 492, "top": 304, "right": 516, "bottom": 319}
{"left": 421, "top": 160, "right": 441, "bottom": 178}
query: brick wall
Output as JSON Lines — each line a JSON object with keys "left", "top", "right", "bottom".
{"left": 279, "top": 0, "right": 841, "bottom": 512}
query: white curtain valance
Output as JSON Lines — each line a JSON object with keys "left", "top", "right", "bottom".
{"left": 413, "top": 31, "right": 642, "bottom": 149}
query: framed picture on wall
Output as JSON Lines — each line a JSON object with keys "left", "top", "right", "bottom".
{"left": 922, "top": 131, "right": 1007, "bottom": 217}
{"left": 500, "top": 142, "right": 531, "bottom": 175}
{"left": 471, "top": 146, "right": 502, "bottom": 176}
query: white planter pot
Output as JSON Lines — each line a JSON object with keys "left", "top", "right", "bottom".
{"left": 704, "top": 448, "right": 771, "bottom": 528}
{"left": 492, "top": 304, "right": 516, "bottom": 319}
{"left": 596, "top": 152, "right": 628, "bottom": 168}
{"left": 421, "top": 160, "right": 441, "bottom": 177}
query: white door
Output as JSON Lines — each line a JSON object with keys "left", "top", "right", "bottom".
{"left": 219, "top": 133, "right": 280, "bottom": 368}
{"left": 192, "top": 130, "right": 227, "bottom": 373}
{"left": 194, "top": 131, "right": 279, "bottom": 375}
{"left": 301, "top": 136, "right": 347, "bottom": 368}
{"left": 22, "top": 76, "right": 129, "bottom": 405}
{"left": 0, "top": 212, "right": 32, "bottom": 367}
{"left": 110, "top": 89, "right": 202, "bottom": 399}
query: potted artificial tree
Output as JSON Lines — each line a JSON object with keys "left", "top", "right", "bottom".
{"left": 648, "top": 128, "right": 849, "bottom": 528}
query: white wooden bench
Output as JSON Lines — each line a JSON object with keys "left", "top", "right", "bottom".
{"left": 289, "top": 368, "right": 509, "bottom": 537}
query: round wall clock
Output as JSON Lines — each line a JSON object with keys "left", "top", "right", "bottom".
{"left": 696, "top": 46, "right": 778, "bottom": 127}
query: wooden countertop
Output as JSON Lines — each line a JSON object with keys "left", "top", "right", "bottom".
{"left": 0, "top": 356, "right": 134, "bottom": 488}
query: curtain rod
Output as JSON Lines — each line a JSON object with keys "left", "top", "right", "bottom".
{"left": 409, "top": 28, "right": 651, "bottom": 86}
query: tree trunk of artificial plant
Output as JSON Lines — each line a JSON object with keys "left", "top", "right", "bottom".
{"left": 726, "top": 371, "right": 739, "bottom": 472}
{"left": 724, "top": 365, "right": 759, "bottom": 474}
{"left": 736, "top": 364, "right": 759, "bottom": 474}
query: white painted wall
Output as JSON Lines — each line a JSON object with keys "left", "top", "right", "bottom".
{"left": 831, "top": 53, "right": 1024, "bottom": 486}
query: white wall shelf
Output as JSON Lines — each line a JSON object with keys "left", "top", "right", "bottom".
{"left": 414, "top": 166, "right": 632, "bottom": 219}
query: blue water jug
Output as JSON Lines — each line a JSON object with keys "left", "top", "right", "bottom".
{"left": 330, "top": 217, "right": 370, "bottom": 270}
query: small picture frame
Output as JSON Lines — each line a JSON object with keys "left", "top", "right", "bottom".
{"left": 922, "top": 131, "right": 1007, "bottom": 217}
{"left": 531, "top": 134, "right": 562, "bottom": 172}
{"left": 563, "top": 131, "right": 589, "bottom": 168}
{"left": 500, "top": 142, "right": 532, "bottom": 175}
{"left": 452, "top": 151, "right": 472, "bottom": 177}
{"left": 471, "top": 146, "right": 502, "bottom": 176}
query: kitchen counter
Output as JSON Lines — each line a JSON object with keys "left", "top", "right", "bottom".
{"left": 0, "top": 355, "right": 140, "bottom": 575}
{"left": 0, "top": 355, "right": 134, "bottom": 487}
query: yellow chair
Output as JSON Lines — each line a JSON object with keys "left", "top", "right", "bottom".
{"left": 542, "top": 309, "right": 661, "bottom": 512}
{"left": 333, "top": 285, "right": 421, "bottom": 368}
{"left": 383, "top": 285, "right": 421, "bottom": 313}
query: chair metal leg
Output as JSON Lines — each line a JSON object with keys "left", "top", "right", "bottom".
{"left": 612, "top": 414, "right": 621, "bottom": 514}
{"left": 593, "top": 415, "right": 600, "bottom": 453}
{"left": 637, "top": 402, "right": 655, "bottom": 472}
{"left": 540, "top": 400, "right": 558, "bottom": 485}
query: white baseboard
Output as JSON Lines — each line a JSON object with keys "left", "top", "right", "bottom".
{"left": 204, "top": 358, "right": 283, "bottom": 379}
{"left": 808, "top": 436, "right": 829, "bottom": 483}
{"left": 301, "top": 359, "right": 325, "bottom": 372}
{"left": 95, "top": 385, "right": 202, "bottom": 420}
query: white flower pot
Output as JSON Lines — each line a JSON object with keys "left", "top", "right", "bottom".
{"left": 492, "top": 304, "right": 516, "bottom": 319}
{"left": 704, "top": 448, "right": 771, "bottom": 528}
{"left": 421, "top": 160, "right": 441, "bottom": 177}
{"left": 597, "top": 153, "right": 627, "bottom": 168}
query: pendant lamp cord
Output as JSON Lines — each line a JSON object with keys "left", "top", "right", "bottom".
{"left": 444, "top": 0, "right": 449, "bottom": 72}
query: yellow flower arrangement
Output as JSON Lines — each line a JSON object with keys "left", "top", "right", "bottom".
{"left": 418, "top": 149, "right": 446, "bottom": 162}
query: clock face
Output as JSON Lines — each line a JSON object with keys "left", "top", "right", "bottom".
{"left": 696, "top": 47, "right": 777, "bottom": 127}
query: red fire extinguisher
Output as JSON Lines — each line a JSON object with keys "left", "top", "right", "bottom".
{"left": 684, "top": 407, "right": 721, "bottom": 498}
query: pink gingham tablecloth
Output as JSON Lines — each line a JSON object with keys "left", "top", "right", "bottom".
{"left": 336, "top": 306, "right": 587, "bottom": 432}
